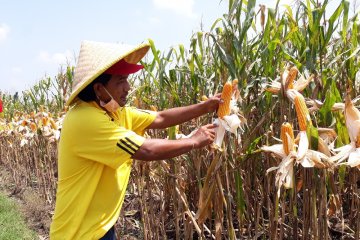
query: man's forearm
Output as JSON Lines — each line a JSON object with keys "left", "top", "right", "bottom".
{"left": 132, "top": 138, "right": 196, "bottom": 161}
{"left": 149, "top": 101, "right": 211, "bottom": 129}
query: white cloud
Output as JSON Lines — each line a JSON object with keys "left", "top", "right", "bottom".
{"left": 0, "top": 23, "right": 10, "bottom": 42}
{"left": 37, "top": 50, "right": 73, "bottom": 65}
{"left": 153, "top": 0, "right": 196, "bottom": 18}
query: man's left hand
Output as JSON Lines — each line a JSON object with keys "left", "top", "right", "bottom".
{"left": 203, "top": 93, "right": 223, "bottom": 113}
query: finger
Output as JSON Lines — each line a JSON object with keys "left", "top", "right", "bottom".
{"left": 205, "top": 131, "right": 215, "bottom": 137}
{"left": 204, "top": 123, "right": 218, "bottom": 129}
{"left": 205, "top": 129, "right": 215, "bottom": 135}
{"left": 208, "top": 131, "right": 215, "bottom": 137}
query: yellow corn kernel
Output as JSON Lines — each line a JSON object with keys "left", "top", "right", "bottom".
{"left": 280, "top": 122, "right": 295, "bottom": 155}
{"left": 294, "top": 94, "right": 310, "bottom": 131}
{"left": 217, "top": 82, "right": 232, "bottom": 118}
{"left": 286, "top": 66, "right": 298, "bottom": 89}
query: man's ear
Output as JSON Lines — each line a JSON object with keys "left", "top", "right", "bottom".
{"left": 93, "top": 83, "right": 103, "bottom": 98}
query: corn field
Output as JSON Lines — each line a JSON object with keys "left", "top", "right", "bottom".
{"left": 0, "top": 0, "right": 360, "bottom": 239}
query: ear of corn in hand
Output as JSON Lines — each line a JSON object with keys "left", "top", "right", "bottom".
{"left": 217, "top": 82, "right": 232, "bottom": 118}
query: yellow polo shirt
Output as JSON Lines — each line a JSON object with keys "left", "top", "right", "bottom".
{"left": 50, "top": 101, "right": 156, "bottom": 239}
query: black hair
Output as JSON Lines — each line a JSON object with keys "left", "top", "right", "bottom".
{"left": 78, "top": 74, "right": 112, "bottom": 102}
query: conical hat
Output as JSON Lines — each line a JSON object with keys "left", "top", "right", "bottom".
{"left": 66, "top": 40, "right": 150, "bottom": 106}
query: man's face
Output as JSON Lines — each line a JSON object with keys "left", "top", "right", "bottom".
{"left": 102, "top": 74, "right": 130, "bottom": 107}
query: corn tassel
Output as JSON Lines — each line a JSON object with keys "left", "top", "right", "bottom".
{"left": 281, "top": 122, "right": 295, "bottom": 155}
{"left": 217, "top": 82, "right": 232, "bottom": 118}
{"left": 294, "top": 94, "right": 310, "bottom": 131}
{"left": 286, "top": 66, "right": 298, "bottom": 89}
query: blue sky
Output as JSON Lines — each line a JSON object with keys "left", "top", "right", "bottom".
{"left": 0, "top": 0, "right": 350, "bottom": 94}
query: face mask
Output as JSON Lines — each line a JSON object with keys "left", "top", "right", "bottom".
{"left": 98, "top": 87, "right": 120, "bottom": 113}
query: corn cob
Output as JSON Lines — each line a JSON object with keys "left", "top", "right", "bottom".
{"left": 294, "top": 94, "right": 310, "bottom": 131}
{"left": 280, "top": 122, "right": 295, "bottom": 155}
{"left": 30, "top": 122, "right": 37, "bottom": 132}
{"left": 286, "top": 66, "right": 298, "bottom": 89}
{"left": 217, "top": 82, "right": 232, "bottom": 118}
{"left": 42, "top": 116, "right": 49, "bottom": 126}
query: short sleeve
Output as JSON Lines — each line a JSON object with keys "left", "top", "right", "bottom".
{"left": 71, "top": 109, "right": 146, "bottom": 169}
{"left": 128, "top": 107, "right": 157, "bottom": 135}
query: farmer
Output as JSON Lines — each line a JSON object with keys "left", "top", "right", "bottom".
{"left": 50, "top": 40, "right": 221, "bottom": 239}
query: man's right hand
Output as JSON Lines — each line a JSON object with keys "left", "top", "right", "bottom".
{"left": 190, "top": 123, "right": 217, "bottom": 149}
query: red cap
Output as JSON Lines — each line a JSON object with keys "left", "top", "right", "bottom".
{"left": 105, "top": 59, "right": 144, "bottom": 75}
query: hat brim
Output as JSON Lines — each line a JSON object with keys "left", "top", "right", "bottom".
{"left": 105, "top": 59, "right": 144, "bottom": 75}
{"left": 66, "top": 41, "right": 150, "bottom": 106}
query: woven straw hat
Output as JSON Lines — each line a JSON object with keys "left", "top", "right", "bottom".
{"left": 66, "top": 40, "right": 150, "bottom": 106}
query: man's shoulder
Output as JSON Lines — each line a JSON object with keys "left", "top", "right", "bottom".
{"left": 123, "top": 107, "right": 155, "bottom": 116}
{"left": 65, "top": 101, "right": 110, "bottom": 126}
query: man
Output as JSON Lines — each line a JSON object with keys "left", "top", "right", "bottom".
{"left": 50, "top": 40, "right": 221, "bottom": 239}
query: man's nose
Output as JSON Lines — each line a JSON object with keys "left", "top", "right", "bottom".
{"left": 124, "top": 81, "right": 131, "bottom": 92}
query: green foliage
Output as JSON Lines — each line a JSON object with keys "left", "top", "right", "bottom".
{"left": 0, "top": 65, "right": 73, "bottom": 119}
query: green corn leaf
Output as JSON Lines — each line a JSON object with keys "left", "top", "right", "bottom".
{"left": 306, "top": 122, "right": 319, "bottom": 150}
